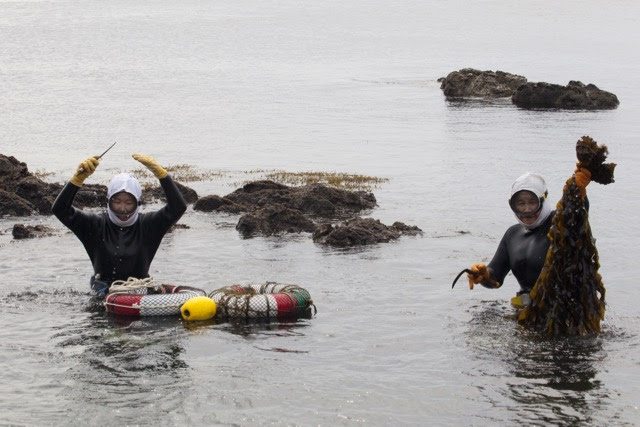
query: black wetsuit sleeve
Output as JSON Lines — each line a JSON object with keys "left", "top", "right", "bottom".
{"left": 51, "top": 182, "right": 101, "bottom": 239}
{"left": 486, "top": 229, "right": 512, "bottom": 288}
{"left": 142, "top": 175, "right": 187, "bottom": 234}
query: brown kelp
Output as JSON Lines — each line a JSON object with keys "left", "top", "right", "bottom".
{"left": 519, "top": 136, "right": 616, "bottom": 335}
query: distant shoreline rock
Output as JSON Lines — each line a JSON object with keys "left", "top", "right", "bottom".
{"left": 438, "top": 68, "right": 527, "bottom": 99}
{"left": 438, "top": 68, "right": 619, "bottom": 110}
{"left": 512, "top": 81, "right": 619, "bottom": 110}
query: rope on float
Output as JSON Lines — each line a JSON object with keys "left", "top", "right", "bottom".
{"left": 109, "top": 277, "right": 160, "bottom": 293}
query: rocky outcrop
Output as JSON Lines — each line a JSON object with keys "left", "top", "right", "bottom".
{"left": 2, "top": 155, "right": 423, "bottom": 247}
{"left": 12, "top": 224, "right": 56, "bottom": 239}
{"left": 144, "top": 181, "right": 198, "bottom": 204}
{"left": 195, "top": 181, "right": 422, "bottom": 245}
{"left": 438, "top": 68, "right": 527, "bottom": 98}
{"left": 0, "top": 154, "right": 103, "bottom": 216}
{"left": 196, "top": 180, "right": 376, "bottom": 219}
{"left": 0, "top": 189, "right": 34, "bottom": 216}
{"left": 169, "top": 223, "right": 190, "bottom": 232}
{"left": 1, "top": 155, "right": 55, "bottom": 216}
{"left": 312, "top": 218, "right": 422, "bottom": 247}
{"left": 512, "top": 81, "right": 619, "bottom": 110}
{"left": 236, "top": 205, "right": 317, "bottom": 237}
{"left": 193, "top": 195, "right": 244, "bottom": 213}
{"left": 0, "top": 154, "right": 198, "bottom": 217}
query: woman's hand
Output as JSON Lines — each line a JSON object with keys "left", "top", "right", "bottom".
{"left": 467, "top": 262, "right": 490, "bottom": 290}
{"left": 70, "top": 156, "right": 100, "bottom": 187}
{"left": 574, "top": 166, "right": 591, "bottom": 197}
{"left": 132, "top": 153, "right": 168, "bottom": 179}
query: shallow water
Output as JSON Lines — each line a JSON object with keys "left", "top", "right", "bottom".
{"left": 1, "top": 1, "right": 639, "bottom": 425}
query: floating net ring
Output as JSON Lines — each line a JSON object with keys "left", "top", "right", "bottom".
{"left": 208, "top": 282, "right": 316, "bottom": 321}
{"left": 105, "top": 278, "right": 206, "bottom": 317}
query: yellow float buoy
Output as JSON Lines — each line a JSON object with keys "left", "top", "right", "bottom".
{"left": 181, "top": 296, "right": 217, "bottom": 321}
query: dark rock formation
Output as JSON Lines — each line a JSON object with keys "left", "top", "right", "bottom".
{"left": 1, "top": 155, "right": 64, "bottom": 216}
{"left": 195, "top": 181, "right": 424, "bottom": 243}
{"left": 74, "top": 184, "right": 108, "bottom": 208}
{"left": 512, "top": 81, "right": 619, "bottom": 110}
{"left": 200, "top": 180, "right": 376, "bottom": 219}
{"left": 144, "top": 181, "right": 198, "bottom": 204}
{"left": 439, "top": 68, "right": 527, "bottom": 98}
{"left": 236, "top": 204, "right": 316, "bottom": 237}
{"left": 0, "top": 154, "right": 199, "bottom": 217}
{"left": 193, "top": 195, "right": 244, "bottom": 213}
{"left": 12, "top": 224, "right": 56, "bottom": 239}
{"left": 312, "top": 217, "right": 422, "bottom": 247}
{"left": 0, "top": 189, "right": 34, "bottom": 216}
{"left": 169, "top": 223, "right": 190, "bottom": 232}
{"left": 1, "top": 154, "right": 108, "bottom": 215}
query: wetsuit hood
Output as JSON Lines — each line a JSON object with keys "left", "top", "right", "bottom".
{"left": 510, "top": 172, "right": 553, "bottom": 230}
{"left": 107, "top": 173, "right": 142, "bottom": 227}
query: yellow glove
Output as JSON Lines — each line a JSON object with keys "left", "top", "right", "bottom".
{"left": 132, "top": 153, "right": 168, "bottom": 179}
{"left": 467, "top": 262, "right": 490, "bottom": 290}
{"left": 574, "top": 166, "right": 591, "bottom": 197}
{"left": 70, "top": 156, "right": 100, "bottom": 187}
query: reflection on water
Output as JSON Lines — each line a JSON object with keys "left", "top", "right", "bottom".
{"left": 445, "top": 98, "right": 515, "bottom": 109}
{"left": 465, "top": 301, "right": 613, "bottom": 425}
{"left": 217, "top": 319, "right": 310, "bottom": 337}
{"left": 54, "top": 312, "right": 190, "bottom": 418}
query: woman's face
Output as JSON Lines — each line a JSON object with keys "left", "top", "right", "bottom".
{"left": 511, "top": 190, "right": 541, "bottom": 226}
{"left": 109, "top": 191, "right": 137, "bottom": 221}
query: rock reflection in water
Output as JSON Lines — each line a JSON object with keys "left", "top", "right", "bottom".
{"left": 464, "top": 301, "right": 611, "bottom": 425}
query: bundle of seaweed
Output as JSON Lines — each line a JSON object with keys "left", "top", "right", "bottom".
{"left": 519, "top": 136, "right": 615, "bottom": 335}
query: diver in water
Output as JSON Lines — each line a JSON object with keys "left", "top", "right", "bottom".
{"left": 466, "top": 171, "right": 590, "bottom": 308}
{"left": 52, "top": 153, "right": 187, "bottom": 297}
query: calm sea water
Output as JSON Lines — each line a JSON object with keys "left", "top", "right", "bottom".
{"left": 1, "top": 1, "right": 639, "bottom": 425}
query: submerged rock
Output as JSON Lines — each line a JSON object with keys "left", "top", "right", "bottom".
{"left": 312, "top": 217, "right": 422, "bottom": 247}
{"left": 12, "top": 223, "right": 56, "bottom": 239}
{"left": 512, "top": 81, "right": 619, "bottom": 110}
{"left": 438, "top": 68, "right": 527, "bottom": 98}
{"left": 168, "top": 223, "right": 190, "bottom": 232}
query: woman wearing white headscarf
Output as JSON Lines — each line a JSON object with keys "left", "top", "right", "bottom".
{"left": 52, "top": 153, "right": 187, "bottom": 297}
{"left": 466, "top": 171, "right": 590, "bottom": 308}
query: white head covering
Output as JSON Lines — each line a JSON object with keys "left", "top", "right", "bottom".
{"left": 107, "top": 173, "right": 142, "bottom": 227}
{"left": 510, "top": 172, "right": 553, "bottom": 230}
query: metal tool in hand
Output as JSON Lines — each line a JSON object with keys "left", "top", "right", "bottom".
{"left": 451, "top": 267, "right": 501, "bottom": 289}
{"left": 451, "top": 269, "right": 472, "bottom": 288}
{"left": 78, "top": 141, "right": 117, "bottom": 172}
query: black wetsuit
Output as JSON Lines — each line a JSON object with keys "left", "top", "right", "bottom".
{"left": 52, "top": 176, "right": 187, "bottom": 291}
{"left": 486, "top": 213, "right": 554, "bottom": 294}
